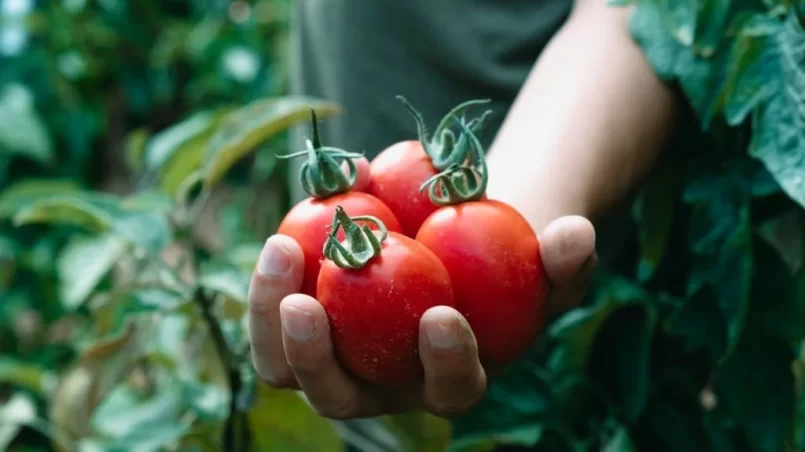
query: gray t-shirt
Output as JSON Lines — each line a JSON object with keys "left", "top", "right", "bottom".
{"left": 288, "top": 0, "right": 572, "bottom": 200}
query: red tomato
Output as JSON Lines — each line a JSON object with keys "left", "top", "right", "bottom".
{"left": 277, "top": 193, "right": 402, "bottom": 298}
{"left": 415, "top": 200, "right": 548, "bottom": 369}
{"left": 366, "top": 141, "right": 439, "bottom": 237}
{"left": 317, "top": 230, "right": 454, "bottom": 388}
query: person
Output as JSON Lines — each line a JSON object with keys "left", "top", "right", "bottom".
{"left": 246, "top": 0, "right": 678, "bottom": 419}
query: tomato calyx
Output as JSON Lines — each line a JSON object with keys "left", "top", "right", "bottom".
{"left": 322, "top": 206, "right": 389, "bottom": 269}
{"left": 396, "top": 95, "right": 493, "bottom": 171}
{"left": 419, "top": 119, "right": 489, "bottom": 206}
{"left": 277, "top": 109, "right": 364, "bottom": 199}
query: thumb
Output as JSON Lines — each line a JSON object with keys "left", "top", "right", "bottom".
{"left": 538, "top": 215, "right": 597, "bottom": 317}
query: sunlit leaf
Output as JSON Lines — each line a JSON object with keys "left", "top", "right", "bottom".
{"left": 144, "top": 110, "right": 218, "bottom": 170}
{"left": 203, "top": 97, "right": 339, "bottom": 188}
{"left": 247, "top": 383, "right": 343, "bottom": 451}
{"left": 0, "top": 178, "right": 81, "bottom": 218}
{"left": 58, "top": 233, "right": 127, "bottom": 310}
{"left": 198, "top": 260, "right": 250, "bottom": 304}
{"left": 0, "top": 358, "right": 59, "bottom": 396}
{"left": 0, "top": 83, "right": 53, "bottom": 164}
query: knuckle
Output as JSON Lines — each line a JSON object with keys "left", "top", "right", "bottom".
{"left": 259, "top": 370, "right": 297, "bottom": 390}
{"left": 315, "top": 400, "right": 359, "bottom": 420}
{"left": 247, "top": 293, "right": 274, "bottom": 320}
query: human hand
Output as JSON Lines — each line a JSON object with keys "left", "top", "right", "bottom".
{"left": 246, "top": 213, "right": 596, "bottom": 420}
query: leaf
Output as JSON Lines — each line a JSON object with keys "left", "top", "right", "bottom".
{"left": 683, "top": 168, "right": 753, "bottom": 359}
{"left": 144, "top": 110, "right": 219, "bottom": 170}
{"left": 450, "top": 362, "right": 554, "bottom": 450}
{"left": 750, "top": 232, "right": 805, "bottom": 340}
{"left": 121, "top": 190, "right": 175, "bottom": 214}
{"left": 90, "top": 383, "right": 190, "bottom": 450}
{"left": 602, "top": 425, "right": 636, "bottom": 452}
{"left": 13, "top": 192, "right": 173, "bottom": 253}
{"left": 382, "top": 411, "right": 452, "bottom": 452}
{"left": 58, "top": 233, "right": 127, "bottom": 310}
{"left": 587, "top": 303, "right": 658, "bottom": 422}
{"left": 0, "top": 83, "right": 53, "bottom": 164}
{"left": 665, "top": 287, "right": 728, "bottom": 360}
{"left": 0, "top": 392, "right": 38, "bottom": 449}
{"left": 247, "top": 382, "right": 343, "bottom": 452}
{"left": 198, "top": 260, "right": 250, "bottom": 304}
{"left": 0, "top": 358, "right": 59, "bottom": 396}
{"left": 714, "top": 329, "right": 796, "bottom": 452}
{"left": 124, "top": 128, "right": 150, "bottom": 173}
{"left": 203, "top": 97, "right": 339, "bottom": 188}
{"left": 747, "top": 12, "right": 805, "bottom": 210}
{"left": 180, "top": 379, "right": 229, "bottom": 422}
{"left": 0, "top": 178, "right": 81, "bottom": 218}
{"left": 632, "top": 160, "right": 682, "bottom": 281}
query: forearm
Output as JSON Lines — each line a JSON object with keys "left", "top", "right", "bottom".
{"left": 486, "top": 1, "right": 678, "bottom": 233}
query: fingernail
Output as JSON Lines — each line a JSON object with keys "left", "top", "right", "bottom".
{"left": 258, "top": 239, "right": 291, "bottom": 276}
{"left": 425, "top": 314, "right": 460, "bottom": 349}
{"left": 280, "top": 305, "right": 315, "bottom": 341}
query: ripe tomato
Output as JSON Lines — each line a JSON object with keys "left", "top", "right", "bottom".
{"left": 367, "top": 97, "right": 492, "bottom": 237}
{"left": 277, "top": 110, "right": 402, "bottom": 298}
{"left": 317, "top": 207, "right": 454, "bottom": 387}
{"left": 277, "top": 193, "right": 401, "bottom": 298}
{"left": 367, "top": 140, "right": 439, "bottom": 237}
{"left": 415, "top": 199, "right": 548, "bottom": 369}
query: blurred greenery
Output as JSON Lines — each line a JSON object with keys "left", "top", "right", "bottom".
{"left": 0, "top": 0, "right": 804, "bottom": 451}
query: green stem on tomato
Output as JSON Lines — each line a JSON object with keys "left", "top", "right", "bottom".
{"left": 276, "top": 109, "right": 364, "bottom": 199}
{"left": 396, "top": 95, "right": 493, "bottom": 171}
{"left": 419, "top": 117, "right": 489, "bottom": 206}
{"left": 322, "top": 206, "right": 389, "bottom": 269}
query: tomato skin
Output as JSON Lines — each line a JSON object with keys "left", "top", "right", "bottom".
{"left": 415, "top": 200, "right": 548, "bottom": 369}
{"left": 367, "top": 141, "right": 441, "bottom": 237}
{"left": 277, "top": 192, "right": 402, "bottom": 298}
{"left": 317, "top": 232, "right": 454, "bottom": 387}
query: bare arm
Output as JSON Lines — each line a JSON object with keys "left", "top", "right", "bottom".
{"left": 486, "top": 1, "right": 678, "bottom": 233}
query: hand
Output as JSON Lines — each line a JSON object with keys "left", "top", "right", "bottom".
{"left": 246, "top": 212, "right": 596, "bottom": 420}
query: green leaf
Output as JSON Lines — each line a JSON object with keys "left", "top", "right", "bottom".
{"left": 247, "top": 382, "right": 343, "bottom": 451}
{"left": 0, "top": 358, "right": 59, "bottom": 396}
{"left": 382, "top": 411, "right": 451, "bottom": 452}
{"left": 665, "top": 288, "right": 728, "bottom": 360}
{"left": 0, "top": 392, "right": 38, "bottom": 449}
{"left": 451, "top": 362, "right": 554, "bottom": 450}
{"left": 144, "top": 110, "right": 219, "bottom": 170}
{"left": 0, "top": 83, "right": 53, "bottom": 164}
{"left": 0, "top": 178, "right": 81, "bottom": 218}
{"left": 121, "top": 190, "right": 175, "bottom": 215}
{"left": 747, "top": 12, "right": 805, "bottom": 210}
{"left": 714, "top": 329, "right": 796, "bottom": 452}
{"left": 602, "top": 425, "right": 636, "bottom": 452}
{"left": 13, "top": 192, "right": 173, "bottom": 253}
{"left": 203, "top": 97, "right": 339, "bottom": 188}
{"left": 632, "top": 160, "right": 682, "bottom": 281}
{"left": 180, "top": 379, "right": 229, "bottom": 422}
{"left": 198, "top": 259, "right": 250, "bottom": 304}
{"left": 90, "top": 383, "right": 189, "bottom": 449}
{"left": 683, "top": 168, "right": 753, "bottom": 359}
{"left": 58, "top": 233, "right": 127, "bottom": 310}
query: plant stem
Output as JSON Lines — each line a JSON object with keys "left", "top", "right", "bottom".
{"left": 195, "top": 287, "right": 244, "bottom": 452}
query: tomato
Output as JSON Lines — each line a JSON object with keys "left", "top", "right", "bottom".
{"left": 416, "top": 199, "right": 548, "bottom": 369}
{"left": 277, "top": 110, "right": 402, "bottom": 298}
{"left": 367, "top": 140, "right": 439, "bottom": 237}
{"left": 367, "top": 97, "right": 492, "bottom": 237}
{"left": 317, "top": 207, "right": 454, "bottom": 387}
{"left": 278, "top": 192, "right": 401, "bottom": 298}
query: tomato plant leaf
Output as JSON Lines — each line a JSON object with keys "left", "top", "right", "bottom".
{"left": 382, "top": 411, "right": 452, "bottom": 452}
{"left": 450, "top": 362, "right": 554, "bottom": 450}
{"left": 13, "top": 192, "right": 173, "bottom": 253}
{"left": 198, "top": 260, "right": 250, "bottom": 305}
{"left": 0, "top": 358, "right": 59, "bottom": 396}
{"left": 683, "top": 169, "right": 753, "bottom": 359}
{"left": 247, "top": 383, "right": 343, "bottom": 451}
{"left": 747, "top": 12, "right": 805, "bottom": 210}
{"left": 0, "top": 84, "right": 53, "bottom": 165}
{"left": 0, "top": 178, "right": 81, "bottom": 218}
{"left": 714, "top": 330, "right": 796, "bottom": 452}
{"left": 202, "top": 96, "right": 339, "bottom": 188}
{"left": 58, "top": 233, "right": 127, "bottom": 311}
{"left": 144, "top": 110, "right": 219, "bottom": 170}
